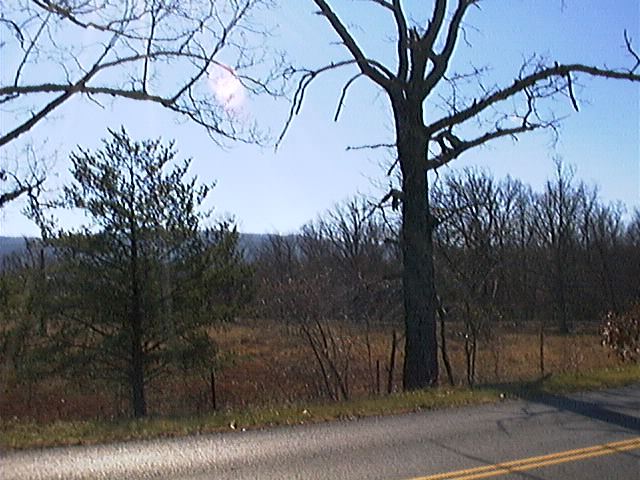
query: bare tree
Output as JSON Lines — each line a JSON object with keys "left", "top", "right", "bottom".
{"left": 585, "top": 202, "right": 626, "bottom": 314}
{"left": 432, "top": 169, "right": 508, "bottom": 386}
{"left": 494, "top": 178, "right": 538, "bottom": 324}
{"left": 626, "top": 210, "right": 640, "bottom": 247}
{"left": 532, "top": 160, "right": 585, "bottom": 333}
{"left": 253, "top": 197, "right": 400, "bottom": 400}
{"left": 253, "top": 231, "right": 354, "bottom": 401}
{"left": 1, "top": 0, "right": 284, "bottom": 149}
{"left": 310, "top": 198, "right": 401, "bottom": 393}
{"left": 278, "top": 1, "right": 640, "bottom": 389}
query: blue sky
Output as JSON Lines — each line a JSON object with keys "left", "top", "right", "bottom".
{"left": 1, "top": 0, "right": 638, "bottom": 237}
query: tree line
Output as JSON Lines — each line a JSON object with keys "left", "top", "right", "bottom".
{"left": 1, "top": 129, "right": 638, "bottom": 416}
{"left": 253, "top": 162, "right": 640, "bottom": 391}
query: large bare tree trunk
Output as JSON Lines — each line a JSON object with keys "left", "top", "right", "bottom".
{"left": 396, "top": 102, "right": 439, "bottom": 390}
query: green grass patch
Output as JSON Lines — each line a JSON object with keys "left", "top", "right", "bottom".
{"left": 536, "top": 364, "right": 640, "bottom": 394}
{"left": 2, "top": 364, "right": 638, "bottom": 450}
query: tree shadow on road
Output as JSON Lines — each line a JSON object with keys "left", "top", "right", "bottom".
{"left": 492, "top": 380, "right": 640, "bottom": 434}
{"left": 418, "top": 381, "right": 640, "bottom": 480}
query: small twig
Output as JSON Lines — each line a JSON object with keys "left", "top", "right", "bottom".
{"left": 276, "top": 60, "right": 358, "bottom": 149}
{"left": 345, "top": 142, "right": 395, "bottom": 151}
{"left": 85, "top": 92, "right": 105, "bottom": 109}
{"left": 334, "top": 73, "right": 362, "bottom": 121}
{"left": 386, "top": 157, "right": 399, "bottom": 176}
{"left": 565, "top": 73, "right": 579, "bottom": 112}
{"left": 624, "top": 30, "right": 640, "bottom": 73}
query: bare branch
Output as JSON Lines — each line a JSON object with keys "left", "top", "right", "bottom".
{"left": 391, "top": 0, "right": 410, "bottom": 81}
{"left": 313, "top": 0, "right": 395, "bottom": 90}
{"left": 1, "top": 0, "right": 284, "bottom": 150}
{"left": 428, "top": 122, "right": 545, "bottom": 171}
{"left": 376, "top": 187, "right": 404, "bottom": 212}
{"left": 276, "top": 60, "right": 359, "bottom": 149}
{"left": 566, "top": 72, "right": 579, "bottom": 112}
{"left": 345, "top": 143, "right": 395, "bottom": 151}
{"left": 367, "top": 0, "right": 409, "bottom": 81}
{"left": 0, "top": 180, "right": 39, "bottom": 208}
{"left": 0, "top": 144, "right": 48, "bottom": 209}
{"left": 386, "top": 157, "right": 400, "bottom": 177}
{"left": 31, "top": 0, "right": 154, "bottom": 41}
{"left": 420, "top": 0, "right": 447, "bottom": 54}
{"left": 0, "top": 16, "right": 24, "bottom": 46}
{"left": 1, "top": 34, "right": 118, "bottom": 147}
{"left": 334, "top": 73, "right": 363, "bottom": 121}
{"left": 427, "top": 62, "right": 640, "bottom": 134}
{"left": 14, "top": 12, "right": 51, "bottom": 87}
{"left": 624, "top": 30, "right": 640, "bottom": 72}
{"left": 422, "top": 0, "right": 478, "bottom": 96}
{"left": 142, "top": 6, "right": 158, "bottom": 94}
{"left": 367, "top": 0, "right": 394, "bottom": 9}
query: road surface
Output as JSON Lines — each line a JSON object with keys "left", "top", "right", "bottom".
{"left": 3, "top": 384, "right": 639, "bottom": 479}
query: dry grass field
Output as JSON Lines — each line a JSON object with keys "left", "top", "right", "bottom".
{"left": 0, "top": 319, "right": 624, "bottom": 423}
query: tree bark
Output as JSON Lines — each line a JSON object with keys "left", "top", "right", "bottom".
{"left": 395, "top": 99, "right": 439, "bottom": 390}
{"left": 129, "top": 204, "right": 147, "bottom": 418}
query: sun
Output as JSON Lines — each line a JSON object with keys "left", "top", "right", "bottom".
{"left": 207, "top": 65, "right": 247, "bottom": 112}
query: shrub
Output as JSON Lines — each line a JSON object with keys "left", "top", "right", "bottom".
{"left": 601, "top": 303, "right": 640, "bottom": 362}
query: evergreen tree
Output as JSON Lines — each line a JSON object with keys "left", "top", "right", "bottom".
{"left": 37, "top": 128, "right": 250, "bottom": 418}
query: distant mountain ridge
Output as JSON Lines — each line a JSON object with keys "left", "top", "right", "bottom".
{"left": 0, "top": 233, "right": 280, "bottom": 263}
{"left": 0, "top": 236, "right": 31, "bottom": 260}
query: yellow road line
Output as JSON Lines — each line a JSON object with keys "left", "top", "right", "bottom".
{"left": 454, "top": 442, "right": 640, "bottom": 480}
{"left": 411, "top": 437, "right": 640, "bottom": 480}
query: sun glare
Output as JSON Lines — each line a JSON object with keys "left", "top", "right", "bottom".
{"left": 208, "top": 65, "right": 247, "bottom": 112}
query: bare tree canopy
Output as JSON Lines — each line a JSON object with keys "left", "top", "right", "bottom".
{"left": 0, "top": 0, "right": 284, "bottom": 149}
{"left": 280, "top": 0, "right": 640, "bottom": 390}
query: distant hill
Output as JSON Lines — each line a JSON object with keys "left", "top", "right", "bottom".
{"left": 0, "top": 236, "right": 32, "bottom": 260}
{"left": 0, "top": 233, "right": 283, "bottom": 264}
{"left": 237, "top": 233, "right": 271, "bottom": 260}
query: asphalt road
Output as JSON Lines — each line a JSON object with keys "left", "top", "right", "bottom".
{"left": 3, "top": 384, "right": 639, "bottom": 480}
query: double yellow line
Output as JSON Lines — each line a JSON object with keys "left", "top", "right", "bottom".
{"left": 412, "top": 436, "right": 640, "bottom": 480}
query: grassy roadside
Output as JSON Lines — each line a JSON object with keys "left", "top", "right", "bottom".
{"left": 2, "top": 365, "right": 638, "bottom": 450}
